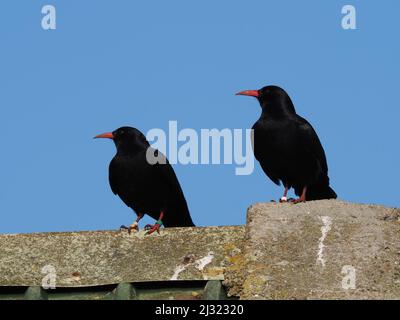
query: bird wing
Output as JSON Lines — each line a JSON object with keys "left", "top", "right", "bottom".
{"left": 108, "top": 157, "right": 120, "bottom": 195}
{"left": 251, "top": 122, "right": 281, "bottom": 186}
{"left": 152, "top": 149, "right": 185, "bottom": 198}
{"left": 150, "top": 148, "right": 194, "bottom": 226}
{"left": 258, "top": 161, "right": 281, "bottom": 185}
{"left": 295, "top": 116, "right": 328, "bottom": 174}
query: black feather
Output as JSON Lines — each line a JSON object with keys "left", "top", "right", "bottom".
{"left": 106, "top": 127, "right": 195, "bottom": 227}
{"left": 246, "top": 86, "right": 336, "bottom": 200}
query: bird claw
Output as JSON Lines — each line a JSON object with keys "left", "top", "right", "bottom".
{"left": 280, "top": 197, "right": 295, "bottom": 203}
{"left": 279, "top": 196, "right": 288, "bottom": 203}
{"left": 120, "top": 225, "right": 133, "bottom": 234}
{"left": 144, "top": 223, "right": 161, "bottom": 235}
{"left": 120, "top": 223, "right": 139, "bottom": 234}
{"left": 120, "top": 225, "right": 130, "bottom": 232}
{"left": 290, "top": 198, "right": 306, "bottom": 204}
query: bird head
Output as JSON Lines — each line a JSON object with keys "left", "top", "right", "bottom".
{"left": 94, "top": 126, "right": 149, "bottom": 155}
{"left": 236, "top": 85, "right": 296, "bottom": 116}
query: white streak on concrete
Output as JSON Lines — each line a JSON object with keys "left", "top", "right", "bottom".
{"left": 317, "top": 216, "right": 332, "bottom": 267}
{"left": 171, "top": 265, "right": 186, "bottom": 280}
{"left": 195, "top": 251, "right": 214, "bottom": 270}
{"left": 170, "top": 251, "right": 215, "bottom": 280}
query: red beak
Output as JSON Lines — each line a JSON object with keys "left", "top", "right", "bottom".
{"left": 235, "top": 90, "right": 259, "bottom": 98}
{"left": 94, "top": 132, "right": 114, "bottom": 139}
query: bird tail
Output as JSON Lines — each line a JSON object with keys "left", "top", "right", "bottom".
{"left": 174, "top": 204, "right": 195, "bottom": 227}
{"left": 164, "top": 198, "right": 195, "bottom": 228}
{"left": 306, "top": 183, "right": 337, "bottom": 200}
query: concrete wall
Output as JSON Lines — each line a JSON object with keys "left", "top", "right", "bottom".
{"left": 1, "top": 200, "right": 399, "bottom": 299}
{"left": 0, "top": 226, "right": 244, "bottom": 287}
{"left": 224, "top": 200, "right": 400, "bottom": 299}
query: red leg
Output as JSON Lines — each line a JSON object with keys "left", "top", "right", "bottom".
{"left": 130, "top": 213, "right": 144, "bottom": 232}
{"left": 120, "top": 212, "right": 144, "bottom": 234}
{"left": 280, "top": 185, "right": 290, "bottom": 202}
{"left": 291, "top": 186, "right": 307, "bottom": 204}
{"left": 145, "top": 211, "right": 164, "bottom": 235}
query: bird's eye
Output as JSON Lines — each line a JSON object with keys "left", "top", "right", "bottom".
{"left": 119, "top": 130, "right": 124, "bottom": 135}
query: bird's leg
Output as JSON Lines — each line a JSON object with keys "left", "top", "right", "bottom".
{"left": 279, "top": 185, "right": 290, "bottom": 202}
{"left": 145, "top": 211, "right": 164, "bottom": 235}
{"left": 130, "top": 213, "right": 144, "bottom": 232}
{"left": 291, "top": 186, "right": 307, "bottom": 204}
{"left": 120, "top": 213, "right": 144, "bottom": 234}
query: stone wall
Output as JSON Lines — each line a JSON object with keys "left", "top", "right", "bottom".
{"left": 224, "top": 200, "right": 400, "bottom": 299}
{"left": 1, "top": 200, "right": 399, "bottom": 299}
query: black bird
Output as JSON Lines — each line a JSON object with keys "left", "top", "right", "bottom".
{"left": 94, "top": 126, "right": 195, "bottom": 234}
{"left": 236, "top": 86, "right": 337, "bottom": 203}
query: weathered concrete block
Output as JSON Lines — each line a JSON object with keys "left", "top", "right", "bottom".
{"left": 0, "top": 226, "right": 244, "bottom": 287}
{"left": 2, "top": 200, "right": 399, "bottom": 300}
{"left": 224, "top": 200, "right": 400, "bottom": 299}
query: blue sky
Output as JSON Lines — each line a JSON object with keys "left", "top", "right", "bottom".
{"left": 0, "top": 1, "right": 399, "bottom": 233}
